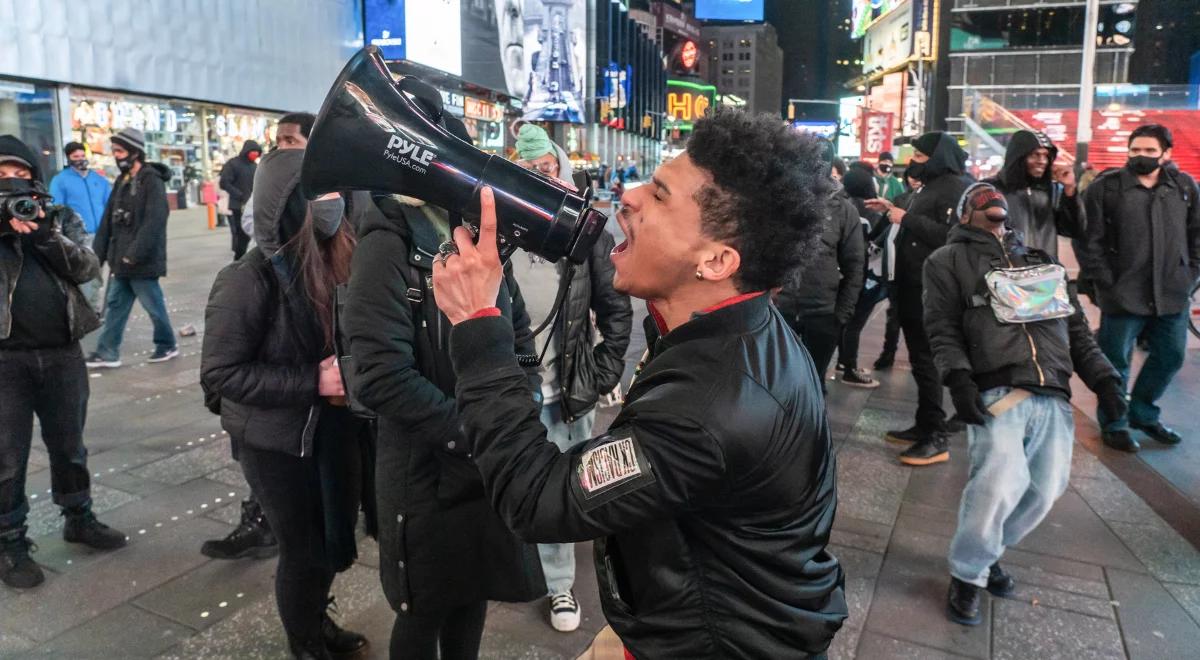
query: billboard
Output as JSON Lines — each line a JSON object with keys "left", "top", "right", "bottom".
{"left": 520, "top": 0, "right": 587, "bottom": 122}
{"left": 861, "top": 0, "right": 913, "bottom": 72}
{"left": 838, "top": 96, "right": 864, "bottom": 159}
{"left": 852, "top": 0, "right": 904, "bottom": 39}
{"left": 860, "top": 110, "right": 895, "bottom": 163}
{"left": 666, "top": 79, "right": 716, "bottom": 131}
{"left": 695, "top": 0, "right": 764, "bottom": 22}
{"left": 791, "top": 121, "right": 839, "bottom": 139}
{"left": 365, "top": 0, "right": 463, "bottom": 76}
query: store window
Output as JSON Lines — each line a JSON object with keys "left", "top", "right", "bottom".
{"left": 0, "top": 80, "right": 59, "bottom": 177}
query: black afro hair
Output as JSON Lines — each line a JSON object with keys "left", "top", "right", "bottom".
{"left": 686, "top": 108, "right": 832, "bottom": 292}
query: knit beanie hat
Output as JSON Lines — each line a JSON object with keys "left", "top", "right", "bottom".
{"left": 112, "top": 128, "right": 146, "bottom": 156}
{"left": 516, "top": 124, "right": 555, "bottom": 161}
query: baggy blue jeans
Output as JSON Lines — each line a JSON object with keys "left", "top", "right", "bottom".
{"left": 1094, "top": 312, "right": 1187, "bottom": 431}
{"left": 537, "top": 404, "right": 596, "bottom": 595}
{"left": 948, "top": 387, "right": 1074, "bottom": 587}
{"left": 94, "top": 276, "right": 176, "bottom": 361}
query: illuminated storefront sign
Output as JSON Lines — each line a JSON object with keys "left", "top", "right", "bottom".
{"left": 666, "top": 79, "right": 716, "bottom": 130}
{"left": 464, "top": 97, "right": 504, "bottom": 123}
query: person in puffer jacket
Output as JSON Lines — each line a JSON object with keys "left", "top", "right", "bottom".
{"left": 922, "top": 182, "right": 1125, "bottom": 627}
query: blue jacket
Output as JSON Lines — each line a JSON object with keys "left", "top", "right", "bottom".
{"left": 49, "top": 167, "right": 112, "bottom": 234}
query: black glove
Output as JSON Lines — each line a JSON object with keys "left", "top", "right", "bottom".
{"left": 1095, "top": 378, "right": 1129, "bottom": 423}
{"left": 946, "top": 369, "right": 992, "bottom": 426}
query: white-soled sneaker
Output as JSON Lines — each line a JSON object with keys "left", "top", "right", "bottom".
{"left": 85, "top": 353, "right": 121, "bottom": 369}
{"left": 549, "top": 591, "right": 581, "bottom": 632}
{"left": 147, "top": 347, "right": 180, "bottom": 363}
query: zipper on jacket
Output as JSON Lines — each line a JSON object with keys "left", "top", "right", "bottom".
{"left": 300, "top": 405, "right": 317, "bottom": 457}
{"left": 996, "top": 234, "right": 1046, "bottom": 386}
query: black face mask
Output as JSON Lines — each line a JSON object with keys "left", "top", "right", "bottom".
{"left": 906, "top": 161, "right": 927, "bottom": 182}
{"left": 116, "top": 157, "right": 135, "bottom": 174}
{"left": 69, "top": 158, "right": 89, "bottom": 172}
{"left": 1127, "top": 155, "right": 1161, "bottom": 176}
{"left": 878, "top": 163, "right": 892, "bottom": 174}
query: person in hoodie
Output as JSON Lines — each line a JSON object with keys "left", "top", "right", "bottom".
{"left": 49, "top": 141, "right": 111, "bottom": 310}
{"left": 219, "top": 139, "right": 262, "bottom": 260}
{"left": 866, "top": 132, "right": 974, "bottom": 466}
{"left": 510, "top": 123, "right": 633, "bottom": 633}
{"left": 776, "top": 139, "right": 864, "bottom": 389}
{"left": 923, "top": 182, "right": 1124, "bottom": 626}
{"left": 837, "top": 161, "right": 890, "bottom": 389}
{"left": 341, "top": 88, "right": 547, "bottom": 660}
{"left": 201, "top": 182, "right": 370, "bottom": 659}
{"left": 87, "top": 128, "right": 179, "bottom": 368}
{"left": 983, "top": 130, "right": 1083, "bottom": 257}
{"left": 873, "top": 168, "right": 923, "bottom": 371}
{"left": 0, "top": 135, "right": 126, "bottom": 590}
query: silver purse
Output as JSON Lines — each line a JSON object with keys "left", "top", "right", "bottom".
{"left": 985, "top": 263, "right": 1074, "bottom": 324}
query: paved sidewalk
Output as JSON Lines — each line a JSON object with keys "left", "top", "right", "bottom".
{"left": 1, "top": 208, "right": 1198, "bottom": 659}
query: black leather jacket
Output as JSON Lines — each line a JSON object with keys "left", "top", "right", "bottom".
{"left": 776, "top": 188, "right": 865, "bottom": 324}
{"left": 1, "top": 205, "right": 100, "bottom": 343}
{"left": 554, "top": 230, "right": 633, "bottom": 421}
{"left": 923, "top": 225, "right": 1117, "bottom": 396}
{"left": 450, "top": 293, "right": 847, "bottom": 659}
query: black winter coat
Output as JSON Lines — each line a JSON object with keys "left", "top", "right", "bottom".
{"left": 94, "top": 162, "right": 171, "bottom": 279}
{"left": 554, "top": 230, "right": 633, "bottom": 421}
{"left": 923, "top": 225, "right": 1117, "bottom": 396}
{"left": 343, "top": 197, "right": 545, "bottom": 616}
{"left": 450, "top": 293, "right": 847, "bottom": 659}
{"left": 200, "top": 248, "right": 327, "bottom": 456}
{"left": 1, "top": 205, "right": 100, "bottom": 343}
{"left": 896, "top": 133, "right": 974, "bottom": 292}
{"left": 218, "top": 140, "right": 261, "bottom": 210}
{"left": 1074, "top": 166, "right": 1200, "bottom": 316}
{"left": 776, "top": 188, "right": 865, "bottom": 323}
{"left": 983, "top": 130, "right": 1083, "bottom": 258}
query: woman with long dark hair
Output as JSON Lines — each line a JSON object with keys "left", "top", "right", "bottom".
{"left": 201, "top": 194, "right": 371, "bottom": 660}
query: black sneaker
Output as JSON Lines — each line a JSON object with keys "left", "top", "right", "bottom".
{"left": 85, "top": 353, "right": 121, "bottom": 369}
{"left": 148, "top": 346, "right": 180, "bottom": 363}
{"left": 322, "top": 597, "right": 368, "bottom": 656}
{"left": 947, "top": 577, "right": 982, "bottom": 626}
{"left": 1130, "top": 421, "right": 1183, "bottom": 446}
{"left": 899, "top": 434, "right": 950, "bottom": 466}
{"left": 987, "top": 563, "right": 1015, "bottom": 598}
{"left": 1102, "top": 429, "right": 1141, "bottom": 453}
{"left": 873, "top": 352, "right": 896, "bottom": 370}
{"left": 885, "top": 426, "right": 925, "bottom": 446}
{"left": 0, "top": 527, "right": 44, "bottom": 589}
{"left": 62, "top": 509, "right": 127, "bottom": 550}
{"left": 842, "top": 368, "right": 880, "bottom": 389}
{"left": 201, "top": 499, "right": 278, "bottom": 560}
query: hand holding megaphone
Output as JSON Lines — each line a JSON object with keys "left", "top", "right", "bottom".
{"left": 432, "top": 187, "right": 505, "bottom": 325}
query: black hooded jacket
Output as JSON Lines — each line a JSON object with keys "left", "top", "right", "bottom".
{"left": 94, "top": 160, "right": 172, "bottom": 278}
{"left": 219, "top": 140, "right": 262, "bottom": 210}
{"left": 983, "top": 131, "right": 1083, "bottom": 258}
{"left": 776, "top": 186, "right": 865, "bottom": 323}
{"left": 0, "top": 135, "right": 100, "bottom": 345}
{"left": 923, "top": 224, "right": 1117, "bottom": 397}
{"left": 895, "top": 133, "right": 974, "bottom": 292}
{"left": 449, "top": 294, "right": 847, "bottom": 658}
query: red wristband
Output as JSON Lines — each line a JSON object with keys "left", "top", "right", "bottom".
{"left": 469, "top": 307, "right": 501, "bottom": 319}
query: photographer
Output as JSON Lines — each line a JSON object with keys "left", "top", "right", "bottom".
{"left": 87, "top": 128, "right": 179, "bottom": 368}
{"left": 0, "top": 135, "right": 126, "bottom": 590}
{"left": 511, "top": 124, "right": 633, "bottom": 632}
{"left": 343, "top": 106, "right": 546, "bottom": 660}
{"left": 432, "top": 110, "right": 847, "bottom": 658}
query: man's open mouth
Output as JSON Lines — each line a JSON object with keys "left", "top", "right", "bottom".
{"left": 612, "top": 238, "right": 629, "bottom": 255}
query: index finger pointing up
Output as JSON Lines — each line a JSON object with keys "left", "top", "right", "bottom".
{"left": 477, "top": 186, "right": 499, "bottom": 262}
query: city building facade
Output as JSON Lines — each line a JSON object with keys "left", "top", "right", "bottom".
{"left": 702, "top": 22, "right": 783, "bottom": 116}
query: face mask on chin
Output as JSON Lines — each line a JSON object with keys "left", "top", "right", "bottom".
{"left": 1127, "top": 155, "right": 1161, "bottom": 176}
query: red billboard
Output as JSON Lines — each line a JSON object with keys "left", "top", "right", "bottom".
{"left": 861, "top": 110, "right": 895, "bottom": 163}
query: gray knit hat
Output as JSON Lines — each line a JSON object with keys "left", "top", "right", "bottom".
{"left": 111, "top": 128, "right": 146, "bottom": 154}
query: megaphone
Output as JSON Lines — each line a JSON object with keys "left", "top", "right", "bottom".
{"left": 302, "top": 46, "right": 606, "bottom": 265}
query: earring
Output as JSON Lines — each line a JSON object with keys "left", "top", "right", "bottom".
{"left": 695, "top": 270, "right": 704, "bottom": 280}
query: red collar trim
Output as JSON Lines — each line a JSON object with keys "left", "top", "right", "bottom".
{"left": 647, "top": 291, "right": 766, "bottom": 336}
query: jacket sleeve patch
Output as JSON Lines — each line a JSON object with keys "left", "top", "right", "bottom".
{"left": 571, "top": 431, "right": 656, "bottom": 512}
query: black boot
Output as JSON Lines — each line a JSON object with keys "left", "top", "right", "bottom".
{"left": 1, "top": 526, "right": 44, "bottom": 589}
{"left": 899, "top": 434, "right": 950, "bottom": 466}
{"left": 884, "top": 425, "right": 925, "bottom": 446}
{"left": 1130, "top": 421, "right": 1183, "bottom": 446}
{"left": 323, "top": 597, "right": 368, "bottom": 656}
{"left": 873, "top": 351, "right": 896, "bottom": 370}
{"left": 201, "top": 499, "right": 278, "bottom": 560}
{"left": 62, "top": 508, "right": 127, "bottom": 550}
{"left": 987, "top": 563, "right": 1015, "bottom": 598}
{"left": 288, "top": 635, "right": 333, "bottom": 660}
{"left": 947, "top": 577, "right": 982, "bottom": 625}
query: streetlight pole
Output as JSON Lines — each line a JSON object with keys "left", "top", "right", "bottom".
{"left": 1076, "top": 0, "right": 1100, "bottom": 167}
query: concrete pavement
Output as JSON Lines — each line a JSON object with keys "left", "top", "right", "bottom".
{"left": 1, "top": 207, "right": 1199, "bottom": 659}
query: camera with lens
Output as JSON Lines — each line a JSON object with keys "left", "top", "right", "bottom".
{"left": 0, "top": 178, "right": 49, "bottom": 225}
